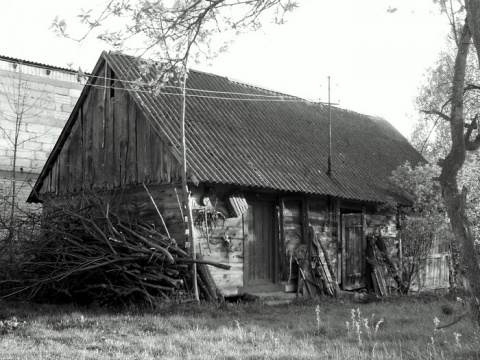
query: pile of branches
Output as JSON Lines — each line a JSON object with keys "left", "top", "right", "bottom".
{"left": 1, "top": 195, "right": 227, "bottom": 307}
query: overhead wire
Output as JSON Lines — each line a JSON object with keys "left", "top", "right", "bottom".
{"left": 10, "top": 58, "right": 302, "bottom": 98}
{"left": 85, "top": 71, "right": 316, "bottom": 100}
{"left": 1, "top": 57, "right": 329, "bottom": 104}
{"left": 85, "top": 81, "right": 327, "bottom": 104}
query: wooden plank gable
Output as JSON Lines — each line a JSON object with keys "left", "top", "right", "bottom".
{"left": 38, "top": 61, "right": 183, "bottom": 196}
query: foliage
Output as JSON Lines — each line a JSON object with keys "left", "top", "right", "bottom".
{"left": 418, "top": 6, "right": 480, "bottom": 325}
{"left": 410, "top": 4, "right": 480, "bottom": 249}
{"left": 52, "top": 0, "right": 297, "bottom": 84}
{"left": 389, "top": 162, "right": 455, "bottom": 290}
{"left": 457, "top": 153, "right": 480, "bottom": 250}
{"left": 410, "top": 2, "right": 480, "bottom": 300}
{"left": 412, "top": 46, "right": 480, "bottom": 162}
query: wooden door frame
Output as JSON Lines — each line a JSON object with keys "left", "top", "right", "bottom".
{"left": 242, "top": 196, "right": 279, "bottom": 288}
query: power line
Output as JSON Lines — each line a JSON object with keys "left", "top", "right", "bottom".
{"left": 86, "top": 72, "right": 320, "bottom": 101}
{"left": 0, "top": 58, "right": 334, "bottom": 104}
{"left": 85, "top": 82, "right": 334, "bottom": 104}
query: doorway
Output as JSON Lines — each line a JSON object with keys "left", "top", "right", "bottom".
{"left": 341, "top": 213, "right": 366, "bottom": 290}
{"left": 244, "top": 200, "right": 276, "bottom": 286}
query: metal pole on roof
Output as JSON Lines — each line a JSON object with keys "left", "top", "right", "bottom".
{"left": 180, "top": 66, "right": 199, "bottom": 302}
{"left": 327, "top": 76, "right": 332, "bottom": 176}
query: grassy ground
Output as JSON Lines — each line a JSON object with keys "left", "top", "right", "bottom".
{"left": 0, "top": 294, "right": 478, "bottom": 359}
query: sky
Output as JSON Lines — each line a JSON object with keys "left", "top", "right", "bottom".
{"left": 2, "top": 0, "right": 451, "bottom": 138}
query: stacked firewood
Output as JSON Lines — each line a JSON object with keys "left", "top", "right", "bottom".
{"left": 2, "top": 198, "right": 226, "bottom": 307}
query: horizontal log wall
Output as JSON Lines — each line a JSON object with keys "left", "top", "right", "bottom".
{"left": 365, "top": 213, "right": 397, "bottom": 260}
{"left": 308, "top": 198, "right": 339, "bottom": 280}
{"left": 43, "top": 184, "right": 186, "bottom": 246}
{"left": 113, "top": 184, "right": 185, "bottom": 245}
{"left": 281, "top": 198, "right": 303, "bottom": 282}
{"left": 190, "top": 185, "right": 244, "bottom": 296}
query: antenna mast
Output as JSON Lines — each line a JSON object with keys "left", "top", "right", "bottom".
{"left": 327, "top": 76, "right": 332, "bottom": 176}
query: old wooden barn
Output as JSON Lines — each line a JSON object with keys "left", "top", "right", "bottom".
{"left": 28, "top": 51, "right": 434, "bottom": 297}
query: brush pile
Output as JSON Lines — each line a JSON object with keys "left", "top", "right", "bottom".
{"left": 2, "top": 197, "right": 225, "bottom": 307}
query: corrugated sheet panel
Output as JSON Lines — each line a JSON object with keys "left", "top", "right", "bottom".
{"left": 103, "top": 52, "right": 424, "bottom": 203}
{"left": 226, "top": 191, "right": 249, "bottom": 218}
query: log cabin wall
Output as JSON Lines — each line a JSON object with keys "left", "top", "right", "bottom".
{"left": 111, "top": 185, "right": 186, "bottom": 246}
{"left": 365, "top": 212, "right": 398, "bottom": 259}
{"left": 40, "top": 63, "right": 182, "bottom": 197}
{"left": 308, "top": 197, "right": 340, "bottom": 281}
{"left": 358, "top": 211, "right": 451, "bottom": 292}
{"left": 280, "top": 198, "right": 304, "bottom": 282}
{"left": 189, "top": 184, "right": 244, "bottom": 296}
{"left": 43, "top": 184, "right": 186, "bottom": 247}
{"left": 43, "top": 183, "right": 408, "bottom": 295}
{"left": 45, "top": 176, "right": 407, "bottom": 296}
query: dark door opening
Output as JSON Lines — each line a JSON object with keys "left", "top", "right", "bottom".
{"left": 245, "top": 200, "right": 275, "bottom": 286}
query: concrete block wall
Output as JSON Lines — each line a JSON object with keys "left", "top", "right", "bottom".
{"left": 0, "top": 56, "right": 86, "bottom": 212}
{"left": 0, "top": 171, "right": 41, "bottom": 218}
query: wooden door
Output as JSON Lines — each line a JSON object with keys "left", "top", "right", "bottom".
{"left": 418, "top": 254, "right": 450, "bottom": 290}
{"left": 245, "top": 201, "right": 275, "bottom": 285}
{"left": 342, "top": 213, "right": 366, "bottom": 290}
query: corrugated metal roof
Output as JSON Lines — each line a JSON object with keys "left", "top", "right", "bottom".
{"left": 103, "top": 52, "right": 423, "bottom": 203}
{"left": 29, "top": 51, "right": 423, "bottom": 203}
{"left": 0, "top": 54, "right": 82, "bottom": 74}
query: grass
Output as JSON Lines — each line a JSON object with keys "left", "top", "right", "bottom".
{"left": 0, "top": 294, "right": 478, "bottom": 359}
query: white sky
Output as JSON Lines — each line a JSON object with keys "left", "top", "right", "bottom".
{"left": 2, "top": 0, "right": 451, "bottom": 138}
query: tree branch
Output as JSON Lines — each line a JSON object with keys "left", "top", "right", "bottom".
{"left": 436, "top": 311, "right": 469, "bottom": 330}
{"left": 465, "top": 114, "right": 480, "bottom": 150}
{"left": 466, "top": 0, "right": 480, "bottom": 68}
{"left": 465, "top": 83, "right": 480, "bottom": 91}
{"left": 421, "top": 109, "right": 451, "bottom": 122}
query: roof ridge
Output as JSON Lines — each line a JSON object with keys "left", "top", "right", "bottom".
{"left": 107, "top": 52, "right": 396, "bottom": 121}
{"left": 108, "top": 51, "right": 308, "bottom": 101}
{"left": 224, "top": 76, "right": 303, "bottom": 100}
{"left": 333, "top": 105, "right": 387, "bottom": 121}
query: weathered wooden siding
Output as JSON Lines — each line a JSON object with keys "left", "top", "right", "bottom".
{"left": 365, "top": 213, "right": 398, "bottom": 260}
{"left": 365, "top": 212, "right": 451, "bottom": 292}
{"left": 110, "top": 185, "right": 185, "bottom": 245}
{"left": 308, "top": 198, "right": 338, "bottom": 280}
{"left": 189, "top": 185, "right": 244, "bottom": 296}
{"left": 281, "top": 198, "right": 304, "bottom": 281}
{"left": 342, "top": 213, "right": 366, "bottom": 290}
{"left": 412, "top": 228, "right": 451, "bottom": 292}
{"left": 420, "top": 254, "right": 450, "bottom": 290}
{"left": 40, "top": 63, "right": 182, "bottom": 195}
{"left": 45, "top": 183, "right": 185, "bottom": 248}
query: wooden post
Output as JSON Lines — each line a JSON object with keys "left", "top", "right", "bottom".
{"left": 327, "top": 76, "right": 332, "bottom": 176}
{"left": 179, "top": 67, "right": 199, "bottom": 302}
{"left": 279, "top": 198, "right": 286, "bottom": 280}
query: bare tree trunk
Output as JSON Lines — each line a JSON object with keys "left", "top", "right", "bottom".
{"left": 438, "top": 22, "right": 480, "bottom": 325}
{"left": 179, "top": 68, "right": 199, "bottom": 302}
